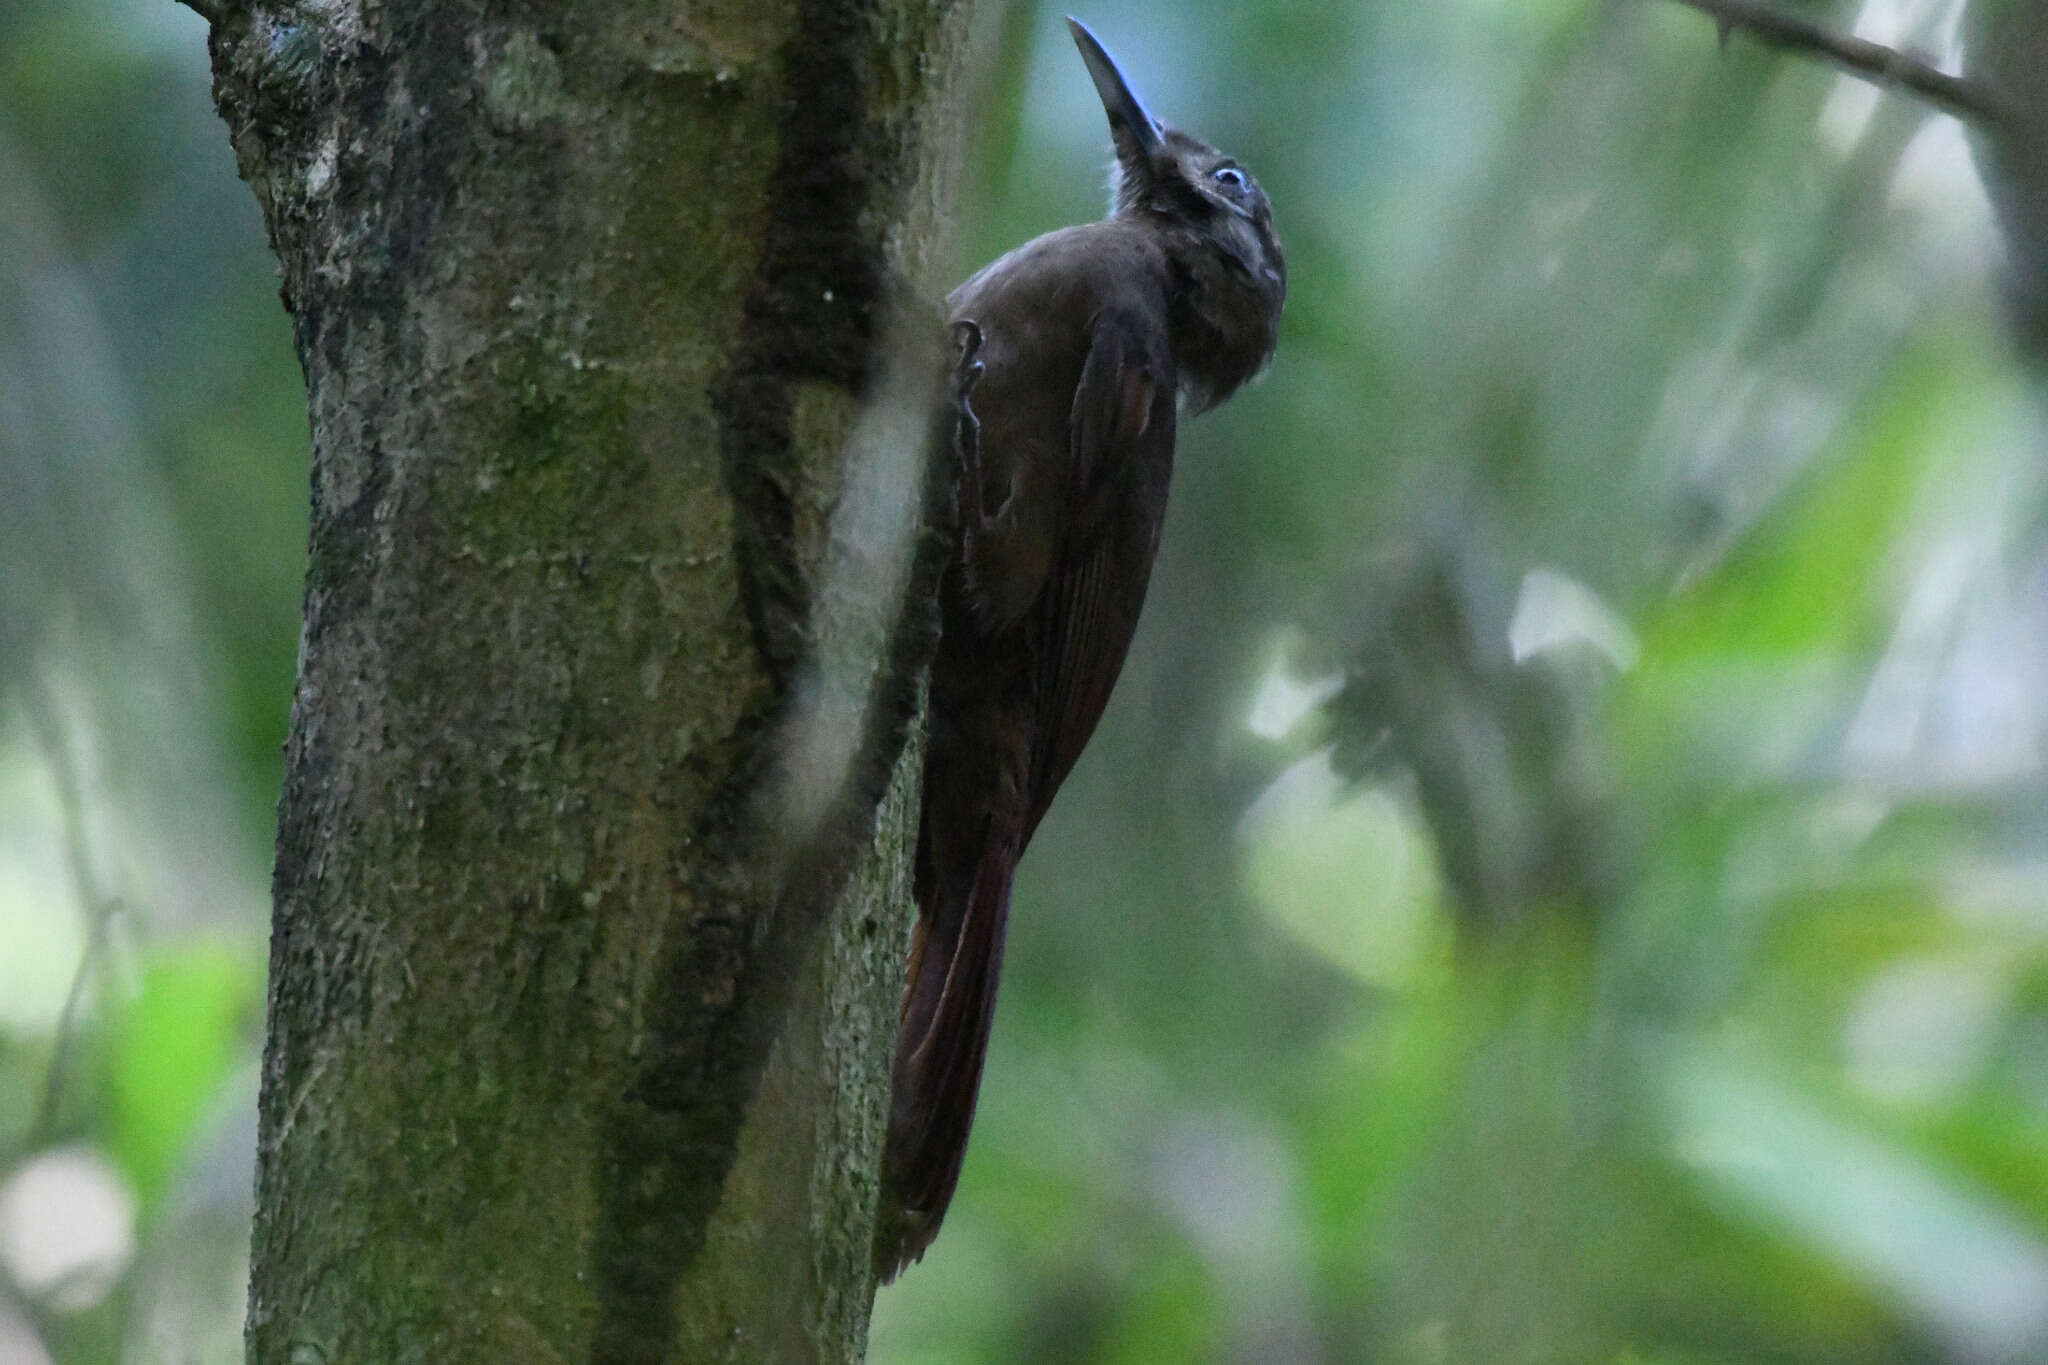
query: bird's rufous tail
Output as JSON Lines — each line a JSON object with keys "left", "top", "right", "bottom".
{"left": 873, "top": 824, "right": 1018, "bottom": 1281}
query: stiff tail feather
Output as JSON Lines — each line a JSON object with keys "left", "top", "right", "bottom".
{"left": 873, "top": 829, "right": 1018, "bottom": 1281}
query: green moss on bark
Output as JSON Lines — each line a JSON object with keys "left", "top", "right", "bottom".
{"left": 209, "top": 1, "right": 975, "bottom": 1361}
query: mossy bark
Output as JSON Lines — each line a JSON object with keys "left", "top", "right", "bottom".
{"left": 196, "top": 1, "right": 972, "bottom": 1360}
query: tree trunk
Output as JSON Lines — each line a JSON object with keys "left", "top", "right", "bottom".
{"left": 195, "top": 1, "right": 972, "bottom": 1359}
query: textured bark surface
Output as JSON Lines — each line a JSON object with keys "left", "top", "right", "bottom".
{"left": 199, "top": 1, "right": 971, "bottom": 1360}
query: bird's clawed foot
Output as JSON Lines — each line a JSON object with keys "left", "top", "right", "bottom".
{"left": 951, "top": 319, "right": 991, "bottom": 531}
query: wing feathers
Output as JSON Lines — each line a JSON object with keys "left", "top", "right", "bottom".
{"left": 1028, "top": 313, "right": 1173, "bottom": 826}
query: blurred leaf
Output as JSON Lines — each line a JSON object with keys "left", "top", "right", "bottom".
{"left": 1660, "top": 1041, "right": 2048, "bottom": 1361}
{"left": 104, "top": 939, "right": 261, "bottom": 1210}
{"left": 1239, "top": 755, "right": 1448, "bottom": 991}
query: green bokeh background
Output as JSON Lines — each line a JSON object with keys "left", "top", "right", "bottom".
{"left": 5, "top": 1, "right": 2047, "bottom": 1362}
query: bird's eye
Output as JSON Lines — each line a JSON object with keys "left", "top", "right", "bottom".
{"left": 1211, "top": 166, "right": 1249, "bottom": 195}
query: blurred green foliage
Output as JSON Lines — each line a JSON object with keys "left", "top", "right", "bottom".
{"left": 4, "top": 0, "right": 2047, "bottom": 1362}
{"left": 1, "top": 0, "right": 288, "bottom": 1355}
{"left": 874, "top": 2, "right": 2048, "bottom": 1362}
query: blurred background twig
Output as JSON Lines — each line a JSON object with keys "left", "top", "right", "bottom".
{"left": 1666, "top": 0, "right": 2006, "bottom": 125}
{"left": 20, "top": 676, "right": 124, "bottom": 1155}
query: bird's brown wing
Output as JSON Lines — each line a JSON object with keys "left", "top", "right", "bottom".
{"left": 1026, "top": 310, "right": 1176, "bottom": 832}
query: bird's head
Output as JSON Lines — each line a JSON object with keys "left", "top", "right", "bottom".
{"left": 1067, "top": 17, "right": 1285, "bottom": 308}
{"left": 1067, "top": 16, "right": 1284, "bottom": 406}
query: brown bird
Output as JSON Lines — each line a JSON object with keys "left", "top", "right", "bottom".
{"left": 875, "top": 17, "right": 1285, "bottom": 1279}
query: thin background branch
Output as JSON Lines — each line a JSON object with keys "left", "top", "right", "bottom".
{"left": 21, "top": 679, "right": 125, "bottom": 1152}
{"left": 1666, "top": 0, "right": 2010, "bottom": 130}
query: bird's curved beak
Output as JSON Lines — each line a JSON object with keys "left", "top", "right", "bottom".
{"left": 1067, "top": 18, "right": 1164, "bottom": 161}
